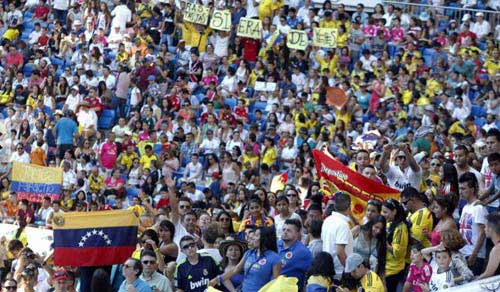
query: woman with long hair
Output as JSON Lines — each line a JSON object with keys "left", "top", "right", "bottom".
{"left": 429, "top": 194, "right": 457, "bottom": 247}
{"left": 422, "top": 228, "right": 474, "bottom": 284}
{"left": 158, "top": 220, "right": 178, "bottom": 265}
{"left": 209, "top": 227, "right": 281, "bottom": 292}
{"left": 353, "top": 215, "right": 387, "bottom": 278}
{"left": 217, "top": 210, "right": 236, "bottom": 238}
{"left": 305, "top": 252, "right": 339, "bottom": 291}
{"left": 91, "top": 268, "right": 112, "bottom": 292}
{"left": 382, "top": 199, "right": 410, "bottom": 291}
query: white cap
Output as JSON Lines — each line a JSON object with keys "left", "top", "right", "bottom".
{"left": 462, "top": 14, "right": 471, "bottom": 21}
{"left": 475, "top": 12, "right": 484, "bottom": 17}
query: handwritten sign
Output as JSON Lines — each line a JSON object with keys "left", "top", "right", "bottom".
{"left": 236, "top": 17, "right": 262, "bottom": 39}
{"left": 312, "top": 28, "right": 337, "bottom": 48}
{"left": 287, "top": 29, "right": 308, "bottom": 50}
{"left": 210, "top": 10, "right": 231, "bottom": 31}
{"left": 183, "top": 2, "right": 209, "bottom": 25}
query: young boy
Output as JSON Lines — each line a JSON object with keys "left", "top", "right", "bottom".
{"left": 429, "top": 249, "right": 455, "bottom": 291}
{"left": 403, "top": 243, "right": 432, "bottom": 292}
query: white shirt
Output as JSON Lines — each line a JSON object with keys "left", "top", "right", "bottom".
{"left": 184, "top": 161, "right": 203, "bottom": 182}
{"left": 10, "top": 151, "right": 30, "bottom": 164}
{"left": 52, "top": 0, "right": 69, "bottom": 10}
{"left": 246, "top": 0, "right": 258, "bottom": 18}
{"left": 384, "top": 165, "right": 422, "bottom": 191}
{"left": 199, "top": 137, "right": 220, "bottom": 155}
{"left": 275, "top": 212, "right": 301, "bottom": 239}
{"left": 29, "top": 30, "right": 42, "bottom": 45}
{"left": 291, "top": 72, "right": 306, "bottom": 92}
{"left": 110, "top": 5, "right": 132, "bottom": 33}
{"left": 62, "top": 169, "right": 77, "bottom": 189}
{"left": 77, "top": 109, "right": 98, "bottom": 129}
{"left": 99, "top": 74, "right": 116, "bottom": 90}
{"left": 459, "top": 201, "right": 487, "bottom": 258}
{"left": 213, "top": 34, "right": 229, "bottom": 58}
{"left": 322, "top": 211, "right": 354, "bottom": 278}
{"left": 197, "top": 248, "right": 222, "bottom": 263}
{"left": 37, "top": 206, "right": 53, "bottom": 222}
{"left": 185, "top": 189, "right": 204, "bottom": 202}
{"left": 140, "top": 272, "right": 173, "bottom": 292}
{"left": 471, "top": 20, "right": 490, "bottom": 39}
{"left": 65, "top": 93, "right": 81, "bottom": 113}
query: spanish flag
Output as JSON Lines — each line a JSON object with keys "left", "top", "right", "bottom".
{"left": 270, "top": 172, "right": 288, "bottom": 193}
{"left": 53, "top": 210, "right": 139, "bottom": 266}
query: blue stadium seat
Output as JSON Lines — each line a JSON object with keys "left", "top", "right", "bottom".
{"left": 23, "top": 64, "right": 33, "bottom": 77}
{"left": 474, "top": 117, "right": 486, "bottom": 127}
{"left": 50, "top": 57, "right": 65, "bottom": 69}
{"left": 253, "top": 101, "right": 267, "bottom": 112}
{"left": 98, "top": 109, "right": 115, "bottom": 130}
{"left": 224, "top": 98, "right": 237, "bottom": 110}
{"left": 471, "top": 105, "right": 486, "bottom": 118}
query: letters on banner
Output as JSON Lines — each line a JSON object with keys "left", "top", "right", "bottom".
{"left": 236, "top": 17, "right": 262, "bottom": 39}
{"left": 183, "top": 2, "right": 210, "bottom": 25}
{"left": 312, "top": 27, "right": 338, "bottom": 48}
{"left": 210, "top": 10, "right": 231, "bottom": 31}
{"left": 286, "top": 29, "right": 308, "bottom": 50}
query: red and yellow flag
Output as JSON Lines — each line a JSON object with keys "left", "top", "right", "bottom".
{"left": 312, "top": 150, "right": 400, "bottom": 222}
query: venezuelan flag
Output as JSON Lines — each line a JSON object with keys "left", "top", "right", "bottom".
{"left": 11, "top": 162, "right": 62, "bottom": 202}
{"left": 53, "top": 210, "right": 139, "bottom": 266}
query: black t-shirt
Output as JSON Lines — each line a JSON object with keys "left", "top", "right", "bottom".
{"left": 175, "top": 254, "right": 221, "bottom": 292}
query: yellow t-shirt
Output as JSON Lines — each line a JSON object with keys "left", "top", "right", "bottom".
{"left": 261, "top": 147, "right": 276, "bottom": 167}
{"left": 361, "top": 271, "right": 385, "bottom": 292}
{"left": 484, "top": 59, "right": 500, "bottom": 76}
{"left": 3, "top": 29, "right": 19, "bottom": 41}
{"left": 258, "top": 0, "right": 282, "bottom": 20}
{"left": 140, "top": 154, "right": 158, "bottom": 170}
{"left": 120, "top": 152, "right": 139, "bottom": 170}
{"left": 409, "top": 208, "right": 433, "bottom": 248}
{"left": 0, "top": 90, "right": 13, "bottom": 105}
{"left": 242, "top": 154, "right": 259, "bottom": 170}
{"left": 385, "top": 222, "right": 408, "bottom": 276}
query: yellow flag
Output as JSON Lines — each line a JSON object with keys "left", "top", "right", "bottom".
{"left": 258, "top": 276, "right": 298, "bottom": 292}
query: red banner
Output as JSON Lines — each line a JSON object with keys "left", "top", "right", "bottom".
{"left": 312, "top": 150, "right": 400, "bottom": 221}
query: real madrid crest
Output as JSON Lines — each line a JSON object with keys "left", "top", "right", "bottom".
{"left": 285, "top": 251, "right": 293, "bottom": 259}
{"left": 258, "top": 258, "right": 267, "bottom": 265}
{"left": 54, "top": 216, "right": 65, "bottom": 226}
{"left": 203, "top": 269, "right": 208, "bottom": 276}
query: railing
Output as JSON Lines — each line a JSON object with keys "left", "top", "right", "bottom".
{"left": 383, "top": 1, "right": 500, "bottom": 28}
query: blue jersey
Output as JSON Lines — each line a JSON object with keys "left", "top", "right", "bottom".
{"left": 175, "top": 254, "right": 221, "bottom": 292}
{"left": 55, "top": 117, "right": 78, "bottom": 145}
{"left": 242, "top": 249, "right": 281, "bottom": 292}
{"left": 278, "top": 240, "right": 313, "bottom": 289}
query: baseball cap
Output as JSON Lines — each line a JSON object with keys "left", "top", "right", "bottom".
{"left": 344, "top": 253, "right": 364, "bottom": 273}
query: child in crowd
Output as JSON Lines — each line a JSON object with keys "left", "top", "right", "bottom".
{"left": 403, "top": 243, "right": 432, "bottom": 292}
{"left": 429, "top": 249, "right": 455, "bottom": 291}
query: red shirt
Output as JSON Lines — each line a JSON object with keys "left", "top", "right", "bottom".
{"left": 84, "top": 96, "right": 103, "bottom": 113}
{"left": 241, "top": 38, "right": 259, "bottom": 62}
{"left": 100, "top": 141, "right": 118, "bottom": 170}
{"left": 234, "top": 106, "right": 248, "bottom": 119}
{"left": 34, "top": 5, "right": 49, "bottom": 19}
{"left": 406, "top": 262, "right": 432, "bottom": 292}
{"left": 38, "top": 35, "right": 49, "bottom": 47}
{"left": 5, "top": 52, "right": 24, "bottom": 68}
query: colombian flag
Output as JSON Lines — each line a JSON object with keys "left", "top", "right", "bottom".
{"left": 53, "top": 210, "right": 139, "bottom": 266}
{"left": 11, "top": 162, "right": 62, "bottom": 202}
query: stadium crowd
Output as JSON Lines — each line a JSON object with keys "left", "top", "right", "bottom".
{"left": 0, "top": 0, "right": 499, "bottom": 291}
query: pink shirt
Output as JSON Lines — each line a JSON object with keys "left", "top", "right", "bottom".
{"left": 100, "top": 141, "right": 118, "bottom": 169}
{"left": 390, "top": 27, "right": 405, "bottom": 43}
{"left": 406, "top": 262, "right": 433, "bottom": 292}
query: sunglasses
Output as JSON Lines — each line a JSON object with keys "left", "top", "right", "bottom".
{"left": 219, "top": 217, "right": 230, "bottom": 222}
{"left": 287, "top": 194, "right": 298, "bottom": 197}
{"left": 142, "top": 260, "right": 156, "bottom": 265}
{"left": 431, "top": 163, "right": 441, "bottom": 167}
{"left": 397, "top": 156, "right": 406, "bottom": 160}
{"left": 182, "top": 242, "right": 196, "bottom": 250}
{"left": 124, "top": 264, "right": 134, "bottom": 269}
{"left": 179, "top": 205, "right": 191, "bottom": 209}
{"left": 4, "top": 287, "right": 16, "bottom": 290}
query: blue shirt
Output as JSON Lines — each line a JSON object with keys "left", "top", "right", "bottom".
{"left": 55, "top": 117, "right": 78, "bottom": 145}
{"left": 118, "top": 278, "right": 152, "bottom": 292}
{"left": 278, "top": 240, "right": 313, "bottom": 289}
{"left": 242, "top": 249, "right": 280, "bottom": 292}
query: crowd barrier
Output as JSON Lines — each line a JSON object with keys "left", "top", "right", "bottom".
{"left": 383, "top": 0, "right": 500, "bottom": 28}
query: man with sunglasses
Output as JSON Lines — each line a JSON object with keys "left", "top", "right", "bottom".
{"left": 380, "top": 143, "right": 422, "bottom": 191}
{"left": 119, "top": 258, "right": 152, "bottom": 292}
{"left": 140, "top": 250, "right": 172, "bottom": 292}
{"left": 175, "top": 236, "right": 222, "bottom": 292}
{"left": 2, "top": 278, "right": 17, "bottom": 292}
{"left": 400, "top": 187, "right": 433, "bottom": 248}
